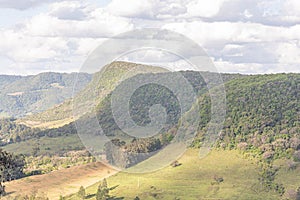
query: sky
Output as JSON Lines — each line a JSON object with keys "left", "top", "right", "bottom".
{"left": 0, "top": 0, "right": 299, "bottom": 75}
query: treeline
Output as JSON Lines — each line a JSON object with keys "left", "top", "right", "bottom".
{"left": 105, "top": 137, "right": 162, "bottom": 168}
{"left": 0, "top": 118, "right": 77, "bottom": 145}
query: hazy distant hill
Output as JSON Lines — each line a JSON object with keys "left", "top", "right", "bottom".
{"left": 0, "top": 75, "right": 22, "bottom": 88}
{"left": 0, "top": 72, "right": 92, "bottom": 118}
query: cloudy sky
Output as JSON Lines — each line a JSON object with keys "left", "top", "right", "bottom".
{"left": 0, "top": 0, "right": 299, "bottom": 75}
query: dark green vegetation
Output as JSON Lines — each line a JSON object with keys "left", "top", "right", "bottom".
{"left": 0, "top": 118, "right": 78, "bottom": 146}
{"left": 0, "top": 72, "right": 92, "bottom": 118}
{"left": 0, "top": 149, "right": 25, "bottom": 195}
{"left": 74, "top": 178, "right": 119, "bottom": 200}
{"left": 91, "top": 70, "right": 240, "bottom": 168}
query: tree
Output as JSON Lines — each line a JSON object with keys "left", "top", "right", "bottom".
{"left": 0, "top": 149, "right": 25, "bottom": 195}
{"left": 102, "top": 178, "right": 108, "bottom": 188}
{"left": 96, "top": 179, "right": 110, "bottom": 200}
{"left": 77, "top": 186, "right": 85, "bottom": 199}
{"left": 32, "top": 143, "right": 40, "bottom": 157}
{"left": 59, "top": 195, "right": 65, "bottom": 200}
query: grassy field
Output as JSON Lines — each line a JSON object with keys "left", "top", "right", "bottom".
{"left": 19, "top": 117, "right": 75, "bottom": 129}
{"left": 3, "top": 134, "right": 83, "bottom": 156}
{"left": 67, "top": 149, "right": 280, "bottom": 200}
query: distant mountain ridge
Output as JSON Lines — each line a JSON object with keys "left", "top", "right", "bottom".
{"left": 0, "top": 72, "right": 92, "bottom": 118}
{"left": 0, "top": 75, "right": 22, "bottom": 88}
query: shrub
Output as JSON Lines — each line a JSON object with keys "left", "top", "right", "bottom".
{"left": 287, "top": 160, "right": 297, "bottom": 171}
{"left": 284, "top": 187, "right": 300, "bottom": 200}
{"left": 170, "top": 160, "right": 181, "bottom": 168}
{"left": 293, "top": 151, "right": 300, "bottom": 162}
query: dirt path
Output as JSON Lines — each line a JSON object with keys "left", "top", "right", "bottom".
{"left": 4, "top": 162, "right": 117, "bottom": 199}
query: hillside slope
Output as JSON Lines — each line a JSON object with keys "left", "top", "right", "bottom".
{"left": 196, "top": 73, "right": 300, "bottom": 159}
{"left": 21, "top": 61, "right": 168, "bottom": 128}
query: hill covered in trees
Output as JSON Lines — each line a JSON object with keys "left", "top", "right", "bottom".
{"left": 2, "top": 63, "right": 299, "bottom": 165}
{"left": 20, "top": 61, "right": 167, "bottom": 128}
{"left": 65, "top": 70, "right": 299, "bottom": 200}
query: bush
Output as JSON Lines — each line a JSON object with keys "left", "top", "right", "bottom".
{"left": 287, "top": 160, "right": 297, "bottom": 171}
{"left": 170, "top": 160, "right": 181, "bottom": 168}
{"left": 284, "top": 188, "right": 300, "bottom": 200}
{"left": 293, "top": 151, "right": 300, "bottom": 162}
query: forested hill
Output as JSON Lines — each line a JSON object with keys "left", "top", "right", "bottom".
{"left": 214, "top": 73, "right": 300, "bottom": 158}
{"left": 0, "top": 72, "right": 92, "bottom": 118}
{"left": 1, "top": 64, "right": 299, "bottom": 167}
{"left": 21, "top": 61, "right": 168, "bottom": 128}
{"left": 91, "top": 71, "right": 299, "bottom": 168}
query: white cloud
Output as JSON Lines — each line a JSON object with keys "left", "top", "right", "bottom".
{"left": 162, "top": 20, "right": 300, "bottom": 50}
{"left": 49, "top": 1, "right": 89, "bottom": 20}
{"left": 277, "top": 42, "right": 300, "bottom": 64}
{"left": 186, "top": 0, "right": 229, "bottom": 18}
{"left": 0, "top": 0, "right": 300, "bottom": 74}
{"left": 0, "top": 30, "right": 67, "bottom": 62}
{"left": 182, "top": 0, "right": 300, "bottom": 26}
{"left": 163, "top": 20, "right": 300, "bottom": 73}
{"left": 107, "top": 0, "right": 156, "bottom": 18}
{"left": 25, "top": 8, "right": 133, "bottom": 38}
{"left": 0, "top": 1, "right": 134, "bottom": 74}
{"left": 0, "top": 0, "right": 67, "bottom": 10}
{"left": 214, "top": 60, "right": 300, "bottom": 74}
{"left": 281, "top": 0, "right": 300, "bottom": 23}
{"left": 106, "top": 0, "right": 188, "bottom": 20}
{"left": 163, "top": 21, "right": 277, "bottom": 46}
{"left": 0, "top": 0, "right": 43, "bottom": 10}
